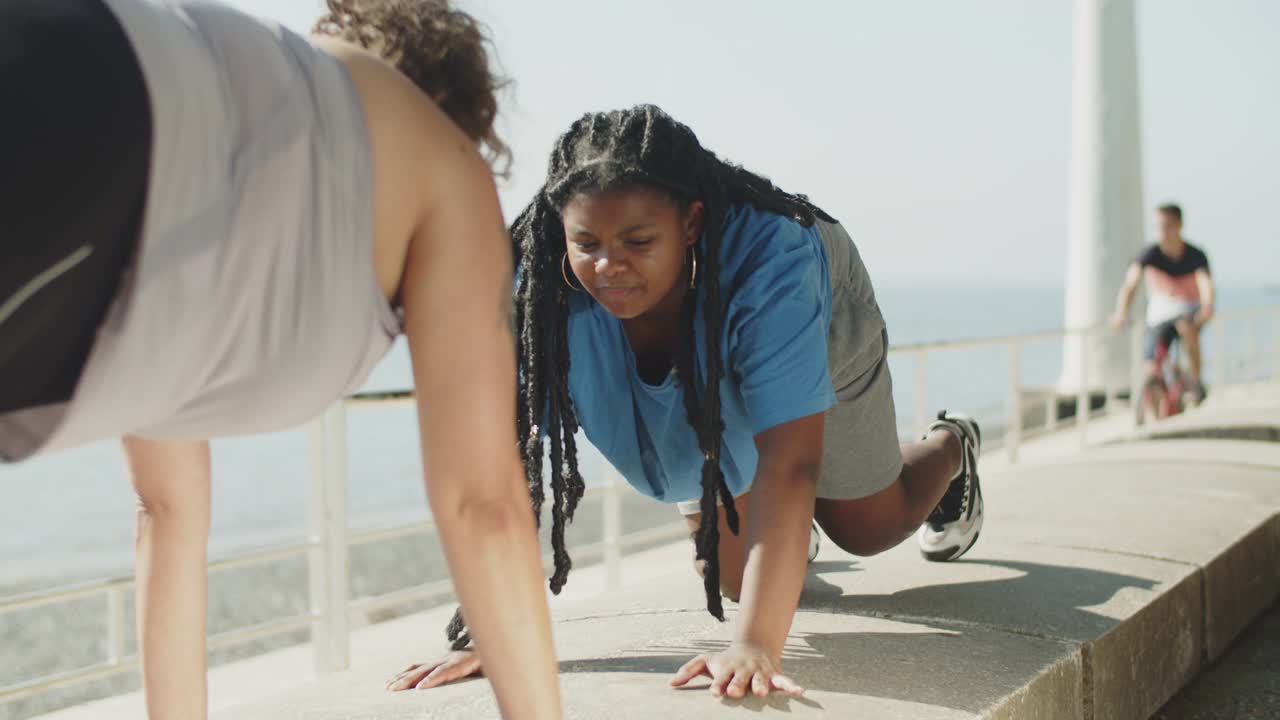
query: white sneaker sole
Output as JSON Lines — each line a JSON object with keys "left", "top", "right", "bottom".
{"left": 918, "top": 490, "right": 984, "bottom": 562}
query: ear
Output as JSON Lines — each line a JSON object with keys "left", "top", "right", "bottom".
{"left": 683, "top": 201, "right": 705, "bottom": 247}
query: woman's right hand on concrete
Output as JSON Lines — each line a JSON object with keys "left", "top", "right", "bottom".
{"left": 387, "top": 650, "right": 483, "bottom": 691}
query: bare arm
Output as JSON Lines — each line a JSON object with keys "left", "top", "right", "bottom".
{"left": 1195, "top": 269, "right": 1215, "bottom": 326}
{"left": 670, "top": 413, "right": 823, "bottom": 699}
{"left": 316, "top": 39, "right": 558, "bottom": 714}
{"left": 1110, "top": 263, "right": 1143, "bottom": 328}
{"left": 735, "top": 414, "right": 824, "bottom": 660}
{"left": 398, "top": 114, "right": 559, "bottom": 719}
{"left": 123, "top": 436, "right": 211, "bottom": 720}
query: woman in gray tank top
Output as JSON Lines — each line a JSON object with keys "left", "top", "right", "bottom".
{"left": 0, "top": 1, "right": 559, "bottom": 718}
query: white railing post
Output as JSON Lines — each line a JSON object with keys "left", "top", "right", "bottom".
{"left": 1274, "top": 307, "right": 1280, "bottom": 381}
{"left": 307, "top": 403, "right": 350, "bottom": 675}
{"left": 1111, "top": 371, "right": 1126, "bottom": 415}
{"left": 1215, "top": 316, "right": 1229, "bottom": 391}
{"left": 914, "top": 351, "right": 929, "bottom": 440}
{"left": 1129, "top": 320, "right": 1145, "bottom": 426}
{"left": 106, "top": 586, "right": 127, "bottom": 665}
{"left": 1006, "top": 342, "right": 1023, "bottom": 463}
{"left": 1106, "top": 327, "right": 1125, "bottom": 415}
{"left": 602, "top": 466, "right": 623, "bottom": 592}
{"left": 1077, "top": 327, "right": 1090, "bottom": 447}
{"left": 1246, "top": 310, "right": 1260, "bottom": 386}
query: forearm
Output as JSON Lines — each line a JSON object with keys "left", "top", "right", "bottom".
{"left": 734, "top": 464, "right": 818, "bottom": 660}
{"left": 1115, "top": 284, "right": 1136, "bottom": 318}
{"left": 431, "top": 472, "right": 560, "bottom": 720}
{"left": 135, "top": 506, "right": 209, "bottom": 720}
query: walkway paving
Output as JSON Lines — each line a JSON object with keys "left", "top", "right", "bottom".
{"left": 38, "top": 383, "right": 1280, "bottom": 719}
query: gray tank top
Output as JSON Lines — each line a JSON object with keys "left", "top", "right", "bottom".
{"left": 0, "top": 0, "right": 400, "bottom": 461}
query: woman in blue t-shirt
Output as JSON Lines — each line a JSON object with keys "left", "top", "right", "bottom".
{"left": 392, "top": 104, "right": 984, "bottom": 699}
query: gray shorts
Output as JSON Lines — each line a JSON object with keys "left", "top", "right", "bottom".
{"left": 677, "top": 220, "right": 904, "bottom": 515}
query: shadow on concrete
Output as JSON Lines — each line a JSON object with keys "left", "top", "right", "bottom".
{"left": 1138, "top": 425, "right": 1280, "bottom": 443}
{"left": 559, "top": 654, "right": 687, "bottom": 675}
{"left": 800, "top": 558, "right": 1160, "bottom": 641}
{"left": 559, "top": 557, "right": 1160, "bottom": 714}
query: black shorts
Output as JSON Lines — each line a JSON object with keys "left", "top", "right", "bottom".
{"left": 0, "top": 0, "right": 153, "bottom": 414}
{"left": 1143, "top": 308, "right": 1199, "bottom": 362}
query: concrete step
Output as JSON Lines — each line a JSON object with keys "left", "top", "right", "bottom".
{"left": 33, "top": 383, "right": 1280, "bottom": 719}
{"left": 195, "top": 433, "right": 1279, "bottom": 719}
{"left": 1154, "top": 601, "right": 1280, "bottom": 720}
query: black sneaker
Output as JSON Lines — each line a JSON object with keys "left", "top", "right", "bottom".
{"left": 916, "top": 411, "right": 984, "bottom": 562}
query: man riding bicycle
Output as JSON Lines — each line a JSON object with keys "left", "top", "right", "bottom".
{"left": 1110, "top": 203, "right": 1215, "bottom": 403}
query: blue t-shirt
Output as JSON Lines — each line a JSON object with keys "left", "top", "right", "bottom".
{"left": 565, "top": 204, "right": 836, "bottom": 503}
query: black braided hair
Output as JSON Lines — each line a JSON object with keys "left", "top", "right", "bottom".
{"left": 446, "top": 105, "right": 833, "bottom": 650}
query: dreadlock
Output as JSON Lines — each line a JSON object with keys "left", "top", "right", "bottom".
{"left": 445, "top": 104, "right": 833, "bottom": 650}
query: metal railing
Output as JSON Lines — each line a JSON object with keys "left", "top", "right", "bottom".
{"left": 3, "top": 304, "right": 1277, "bottom": 706}
{"left": 894, "top": 306, "right": 1280, "bottom": 460}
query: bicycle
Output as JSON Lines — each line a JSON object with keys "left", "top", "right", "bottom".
{"left": 1136, "top": 334, "right": 1202, "bottom": 425}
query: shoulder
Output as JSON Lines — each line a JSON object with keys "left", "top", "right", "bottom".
{"left": 723, "top": 204, "right": 807, "bottom": 242}
{"left": 1185, "top": 241, "right": 1210, "bottom": 266}
{"left": 720, "top": 205, "right": 821, "bottom": 274}
{"left": 318, "top": 37, "right": 491, "bottom": 214}
{"left": 1135, "top": 243, "right": 1160, "bottom": 265}
{"left": 318, "top": 37, "right": 496, "bottom": 288}
{"left": 718, "top": 207, "right": 825, "bottom": 320}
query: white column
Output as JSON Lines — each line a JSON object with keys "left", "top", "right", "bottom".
{"left": 1060, "top": 0, "right": 1146, "bottom": 394}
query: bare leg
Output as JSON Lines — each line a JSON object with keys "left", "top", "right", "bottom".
{"left": 813, "top": 429, "right": 961, "bottom": 557}
{"left": 1175, "top": 317, "right": 1202, "bottom": 381}
{"left": 685, "top": 429, "right": 963, "bottom": 599}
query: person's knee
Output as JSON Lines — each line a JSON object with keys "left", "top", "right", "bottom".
{"left": 825, "top": 519, "right": 913, "bottom": 557}
{"left": 722, "top": 582, "right": 741, "bottom": 604}
{"left": 832, "top": 535, "right": 890, "bottom": 557}
{"left": 816, "top": 478, "right": 920, "bottom": 557}
{"left": 1175, "top": 319, "right": 1199, "bottom": 344}
{"left": 691, "top": 554, "right": 742, "bottom": 603}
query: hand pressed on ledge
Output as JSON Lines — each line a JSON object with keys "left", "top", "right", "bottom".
{"left": 387, "top": 649, "right": 482, "bottom": 691}
{"left": 668, "top": 641, "right": 805, "bottom": 699}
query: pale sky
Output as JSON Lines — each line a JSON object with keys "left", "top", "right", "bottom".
{"left": 231, "top": 0, "right": 1278, "bottom": 289}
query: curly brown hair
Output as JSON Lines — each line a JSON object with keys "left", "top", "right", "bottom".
{"left": 314, "top": 0, "right": 509, "bottom": 171}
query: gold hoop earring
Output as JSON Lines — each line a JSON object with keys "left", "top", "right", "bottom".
{"left": 561, "top": 253, "right": 582, "bottom": 291}
{"left": 688, "top": 250, "right": 698, "bottom": 289}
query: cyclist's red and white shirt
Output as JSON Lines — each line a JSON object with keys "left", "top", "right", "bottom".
{"left": 1137, "top": 241, "right": 1209, "bottom": 326}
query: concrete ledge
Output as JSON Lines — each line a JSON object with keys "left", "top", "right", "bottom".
{"left": 1087, "top": 568, "right": 1202, "bottom": 720}
{"left": 34, "top": 392, "right": 1280, "bottom": 720}
{"left": 193, "top": 430, "right": 1279, "bottom": 720}
{"left": 1129, "top": 399, "right": 1280, "bottom": 444}
{"left": 1202, "top": 516, "right": 1280, "bottom": 660}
